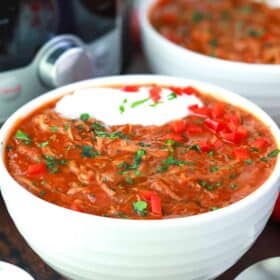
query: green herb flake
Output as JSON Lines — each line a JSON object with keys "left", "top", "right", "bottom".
{"left": 130, "top": 98, "right": 149, "bottom": 108}
{"left": 208, "top": 151, "right": 215, "bottom": 157}
{"left": 210, "top": 206, "right": 219, "bottom": 211}
{"left": 191, "top": 11, "right": 204, "bottom": 23}
{"left": 50, "top": 126, "right": 58, "bottom": 132}
{"left": 44, "top": 155, "right": 59, "bottom": 174}
{"left": 6, "top": 145, "right": 13, "bottom": 151}
{"left": 39, "top": 141, "right": 49, "bottom": 148}
{"left": 39, "top": 190, "right": 46, "bottom": 197}
{"left": 64, "top": 123, "right": 70, "bottom": 131}
{"left": 245, "top": 159, "right": 253, "bottom": 165}
{"left": 119, "top": 104, "right": 125, "bottom": 114}
{"left": 230, "top": 183, "right": 237, "bottom": 189}
{"left": 167, "top": 92, "right": 177, "bottom": 100}
{"left": 81, "top": 145, "right": 99, "bottom": 158}
{"left": 133, "top": 200, "right": 148, "bottom": 216}
{"left": 209, "top": 38, "right": 218, "bottom": 48}
{"left": 125, "top": 176, "right": 134, "bottom": 185}
{"left": 210, "top": 166, "right": 219, "bottom": 173}
{"left": 198, "top": 179, "right": 213, "bottom": 191}
{"left": 267, "top": 149, "right": 280, "bottom": 158}
{"left": 247, "top": 27, "right": 265, "bottom": 38}
{"left": 188, "top": 144, "right": 201, "bottom": 153}
{"left": 80, "top": 113, "right": 90, "bottom": 121}
{"left": 250, "top": 147, "right": 259, "bottom": 152}
{"left": 15, "top": 130, "right": 31, "bottom": 144}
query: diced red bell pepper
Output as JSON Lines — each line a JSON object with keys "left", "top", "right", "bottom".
{"left": 171, "top": 119, "right": 187, "bottom": 133}
{"left": 211, "top": 103, "right": 225, "bottom": 119}
{"left": 199, "top": 141, "right": 213, "bottom": 152}
{"left": 186, "top": 124, "right": 203, "bottom": 135}
{"left": 139, "top": 190, "right": 157, "bottom": 201}
{"left": 27, "top": 162, "right": 46, "bottom": 176}
{"left": 204, "top": 118, "right": 224, "bottom": 133}
{"left": 150, "top": 194, "right": 162, "bottom": 216}
{"left": 122, "top": 85, "right": 140, "bottom": 92}
{"left": 188, "top": 104, "right": 210, "bottom": 117}
{"left": 226, "top": 113, "right": 241, "bottom": 130}
{"left": 235, "top": 126, "right": 248, "bottom": 141}
{"left": 182, "top": 86, "right": 201, "bottom": 96}
{"left": 271, "top": 194, "right": 280, "bottom": 222}
{"left": 251, "top": 138, "right": 269, "bottom": 151}
{"left": 233, "top": 147, "right": 250, "bottom": 160}
{"left": 149, "top": 86, "right": 161, "bottom": 103}
{"left": 169, "top": 86, "right": 183, "bottom": 95}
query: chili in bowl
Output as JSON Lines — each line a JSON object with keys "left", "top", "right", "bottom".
{"left": 140, "top": 0, "right": 280, "bottom": 121}
{"left": 0, "top": 75, "right": 279, "bottom": 280}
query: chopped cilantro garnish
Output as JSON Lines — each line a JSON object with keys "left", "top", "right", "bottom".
{"left": 267, "top": 149, "right": 280, "bottom": 158}
{"left": 133, "top": 200, "right": 148, "bottom": 216}
{"left": 6, "top": 145, "right": 13, "bottom": 151}
{"left": 81, "top": 145, "right": 99, "bottom": 158}
{"left": 198, "top": 179, "right": 214, "bottom": 191}
{"left": 44, "top": 155, "right": 59, "bottom": 174}
{"left": 209, "top": 38, "right": 218, "bottom": 48}
{"left": 245, "top": 159, "right": 253, "bottom": 165}
{"left": 64, "top": 123, "right": 70, "bottom": 131}
{"left": 250, "top": 147, "right": 259, "bottom": 152}
{"left": 15, "top": 130, "right": 31, "bottom": 144}
{"left": 80, "top": 113, "right": 90, "bottom": 121}
{"left": 50, "top": 126, "right": 58, "bottom": 132}
{"left": 188, "top": 144, "right": 201, "bottom": 153}
{"left": 230, "top": 183, "right": 237, "bottom": 189}
{"left": 247, "top": 27, "right": 265, "bottom": 38}
{"left": 210, "top": 166, "right": 219, "bottom": 173}
{"left": 118, "top": 150, "right": 146, "bottom": 174}
{"left": 167, "top": 92, "right": 177, "bottom": 100}
{"left": 119, "top": 104, "right": 125, "bottom": 114}
{"left": 192, "top": 10, "right": 203, "bottom": 23}
{"left": 157, "top": 155, "right": 188, "bottom": 173}
{"left": 210, "top": 206, "right": 219, "bottom": 211}
{"left": 208, "top": 151, "right": 215, "bottom": 157}
{"left": 91, "top": 122, "right": 129, "bottom": 139}
{"left": 261, "top": 157, "right": 268, "bottom": 162}
{"left": 125, "top": 176, "right": 134, "bottom": 185}
{"left": 39, "top": 190, "right": 46, "bottom": 197}
{"left": 39, "top": 141, "right": 49, "bottom": 148}
{"left": 131, "top": 98, "right": 149, "bottom": 108}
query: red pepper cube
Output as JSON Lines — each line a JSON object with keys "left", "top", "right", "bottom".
{"left": 139, "top": 190, "right": 157, "bottom": 201}
{"left": 236, "top": 126, "right": 249, "bottom": 141}
{"left": 169, "top": 86, "right": 183, "bottom": 95}
{"left": 188, "top": 104, "right": 210, "bottom": 117}
{"left": 251, "top": 138, "right": 269, "bottom": 151}
{"left": 27, "top": 162, "right": 46, "bottom": 176}
{"left": 150, "top": 194, "right": 162, "bottom": 216}
{"left": 211, "top": 103, "right": 225, "bottom": 119}
{"left": 171, "top": 119, "right": 187, "bottom": 133}
{"left": 233, "top": 147, "right": 250, "bottom": 160}
{"left": 182, "top": 86, "right": 201, "bottom": 96}
{"left": 204, "top": 118, "right": 224, "bottom": 133}
{"left": 199, "top": 141, "right": 212, "bottom": 152}
{"left": 149, "top": 86, "right": 162, "bottom": 103}
{"left": 122, "top": 85, "right": 140, "bottom": 92}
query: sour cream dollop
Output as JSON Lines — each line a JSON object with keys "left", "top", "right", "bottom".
{"left": 55, "top": 86, "right": 203, "bottom": 126}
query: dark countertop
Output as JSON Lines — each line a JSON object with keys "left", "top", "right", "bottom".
{"left": 0, "top": 51, "right": 279, "bottom": 280}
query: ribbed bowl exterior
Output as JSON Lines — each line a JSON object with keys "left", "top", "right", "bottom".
{"left": 1, "top": 179, "right": 279, "bottom": 280}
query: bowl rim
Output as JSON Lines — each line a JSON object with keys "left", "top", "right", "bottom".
{"left": 140, "top": 0, "right": 280, "bottom": 71}
{"left": 0, "top": 74, "right": 280, "bottom": 229}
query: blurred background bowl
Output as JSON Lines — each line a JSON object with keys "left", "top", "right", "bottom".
{"left": 140, "top": 0, "right": 280, "bottom": 122}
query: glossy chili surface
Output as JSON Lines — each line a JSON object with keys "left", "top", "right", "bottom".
{"left": 150, "top": 0, "right": 280, "bottom": 64}
{"left": 5, "top": 85, "right": 278, "bottom": 219}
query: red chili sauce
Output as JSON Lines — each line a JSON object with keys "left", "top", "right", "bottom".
{"left": 5, "top": 85, "right": 278, "bottom": 219}
{"left": 150, "top": 0, "right": 280, "bottom": 64}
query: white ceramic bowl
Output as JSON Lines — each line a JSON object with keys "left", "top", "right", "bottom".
{"left": 0, "top": 75, "right": 280, "bottom": 280}
{"left": 140, "top": 0, "right": 280, "bottom": 121}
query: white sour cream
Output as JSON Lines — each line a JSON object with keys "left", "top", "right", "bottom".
{"left": 55, "top": 86, "right": 203, "bottom": 126}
